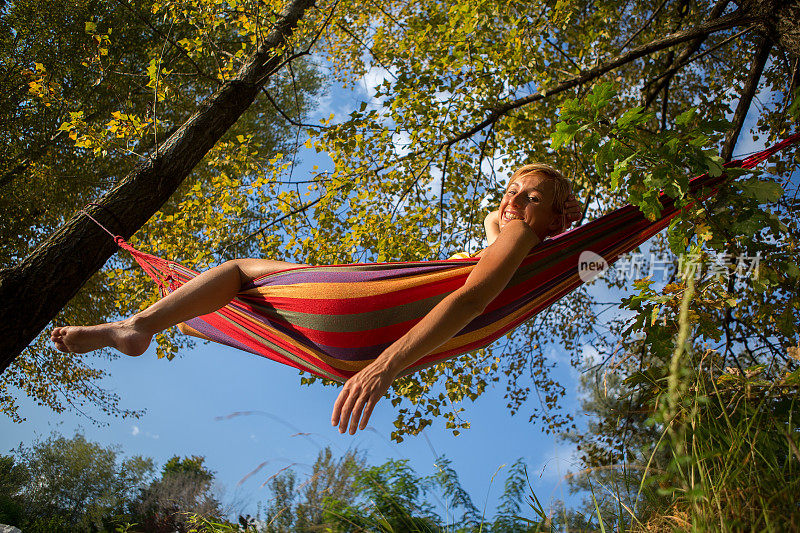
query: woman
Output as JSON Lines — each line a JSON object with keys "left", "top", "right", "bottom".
{"left": 51, "top": 163, "right": 581, "bottom": 435}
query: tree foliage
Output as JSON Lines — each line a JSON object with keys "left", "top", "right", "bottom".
{"left": 0, "top": 454, "right": 27, "bottom": 526}
{"left": 132, "top": 455, "right": 224, "bottom": 533}
{"left": 261, "top": 447, "right": 366, "bottom": 532}
{"left": 2, "top": 0, "right": 798, "bottom": 453}
{"left": 259, "top": 446, "right": 548, "bottom": 532}
{"left": 0, "top": 433, "right": 239, "bottom": 532}
{"left": 561, "top": 328, "right": 800, "bottom": 529}
{"left": 322, "top": 458, "right": 444, "bottom": 532}
{"left": 0, "top": 0, "right": 323, "bottom": 421}
{"left": 0, "top": 436, "right": 571, "bottom": 532}
{"left": 289, "top": 0, "right": 799, "bottom": 441}
{"left": 7, "top": 433, "right": 154, "bottom": 532}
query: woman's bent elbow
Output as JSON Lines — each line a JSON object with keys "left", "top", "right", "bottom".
{"left": 453, "top": 291, "right": 491, "bottom": 317}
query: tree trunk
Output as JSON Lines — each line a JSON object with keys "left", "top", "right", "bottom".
{"left": 738, "top": 0, "right": 800, "bottom": 58}
{"left": 0, "top": 0, "right": 316, "bottom": 371}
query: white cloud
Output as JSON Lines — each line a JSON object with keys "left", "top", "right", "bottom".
{"left": 581, "top": 343, "right": 601, "bottom": 366}
{"left": 132, "top": 425, "right": 159, "bottom": 439}
{"left": 360, "top": 66, "right": 394, "bottom": 101}
{"left": 391, "top": 131, "right": 411, "bottom": 157}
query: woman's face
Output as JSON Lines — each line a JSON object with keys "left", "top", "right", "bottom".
{"left": 498, "top": 172, "right": 559, "bottom": 239}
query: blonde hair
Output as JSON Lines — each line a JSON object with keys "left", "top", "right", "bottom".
{"left": 509, "top": 163, "right": 572, "bottom": 215}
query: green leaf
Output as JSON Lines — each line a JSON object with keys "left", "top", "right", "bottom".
{"left": 789, "top": 86, "right": 800, "bottom": 119}
{"left": 551, "top": 121, "right": 581, "bottom": 150}
{"left": 667, "top": 218, "right": 688, "bottom": 254}
{"left": 731, "top": 216, "right": 762, "bottom": 237}
{"left": 587, "top": 82, "right": 616, "bottom": 110}
{"left": 610, "top": 153, "right": 636, "bottom": 190}
{"left": 778, "top": 307, "right": 796, "bottom": 337}
{"left": 735, "top": 178, "right": 784, "bottom": 203}
{"left": 675, "top": 107, "right": 697, "bottom": 126}
{"left": 616, "top": 106, "right": 645, "bottom": 128}
{"left": 706, "top": 154, "right": 724, "bottom": 177}
{"left": 595, "top": 140, "right": 613, "bottom": 174}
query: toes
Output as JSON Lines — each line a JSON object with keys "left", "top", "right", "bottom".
{"left": 53, "top": 339, "right": 69, "bottom": 353}
{"left": 51, "top": 328, "right": 65, "bottom": 349}
{"left": 51, "top": 327, "right": 74, "bottom": 353}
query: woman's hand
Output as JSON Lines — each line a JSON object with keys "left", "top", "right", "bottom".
{"left": 484, "top": 210, "right": 501, "bottom": 245}
{"left": 331, "top": 361, "right": 395, "bottom": 434}
{"left": 564, "top": 194, "right": 583, "bottom": 224}
{"left": 554, "top": 194, "right": 583, "bottom": 234}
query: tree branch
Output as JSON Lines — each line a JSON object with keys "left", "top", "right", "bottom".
{"left": 617, "top": 0, "right": 670, "bottom": 53}
{"left": 439, "top": 145, "right": 450, "bottom": 248}
{"left": 642, "top": 0, "right": 732, "bottom": 107}
{"left": 443, "top": 8, "right": 748, "bottom": 148}
{"left": 111, "top": 0, "right": 218, "bottom": 84}
{"left": 718, "top": 37, "right": 771, "bottom": 368}
{"left": 261, "top": 87, "right": 322, "bottom": 128}
{"left": 0, "top": 109, "right": 101, "bottom": 189}
{"left": 545, "top": 37, "right": 582, "bottom": 72}
{"left": 642, "top": 25, "right": 753, "bottom": 101}
{"left": 721, "top": 36, "right": 772, "bottom": 162}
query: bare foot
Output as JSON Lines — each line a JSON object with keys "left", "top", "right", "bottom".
{"left": 51, "top": 319, "right": 152, "bottom": 357}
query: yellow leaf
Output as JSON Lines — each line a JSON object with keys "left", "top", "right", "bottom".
{"left": 789, "top": 346, "right": 800, "bottom": 361}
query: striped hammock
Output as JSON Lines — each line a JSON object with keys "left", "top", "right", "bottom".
{"left": 115, "top": 135, "right": 798, "bottom": 382}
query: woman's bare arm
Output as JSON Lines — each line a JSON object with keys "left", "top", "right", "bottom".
{"left": 331, "top": 219, "right": 539, "bottom": 434}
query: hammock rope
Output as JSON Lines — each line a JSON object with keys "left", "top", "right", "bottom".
{"left": 89, "top": 134, "right": 799, "bottom": 382}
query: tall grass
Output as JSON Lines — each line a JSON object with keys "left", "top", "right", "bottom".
{"left": 634, "top": 358, "right": 800, "bottom": 531}
{"left": 567, "top": 277, "right": 800, "bottom": 531}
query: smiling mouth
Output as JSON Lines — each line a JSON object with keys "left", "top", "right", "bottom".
{"left": 502, "top": 211, "right": 524, "bottom": 222}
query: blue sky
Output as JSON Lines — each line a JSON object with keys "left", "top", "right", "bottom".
{"left": 0, "top": 334, "right": 587, "bottom": 520}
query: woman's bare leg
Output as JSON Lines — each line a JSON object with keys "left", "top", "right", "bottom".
{"left": 51, "top": 258, "right": 304, "bottom": 356}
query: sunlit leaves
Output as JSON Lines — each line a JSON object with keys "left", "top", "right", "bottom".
{"left": 2, "top": 0, "right": 323, "bottom": 421}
